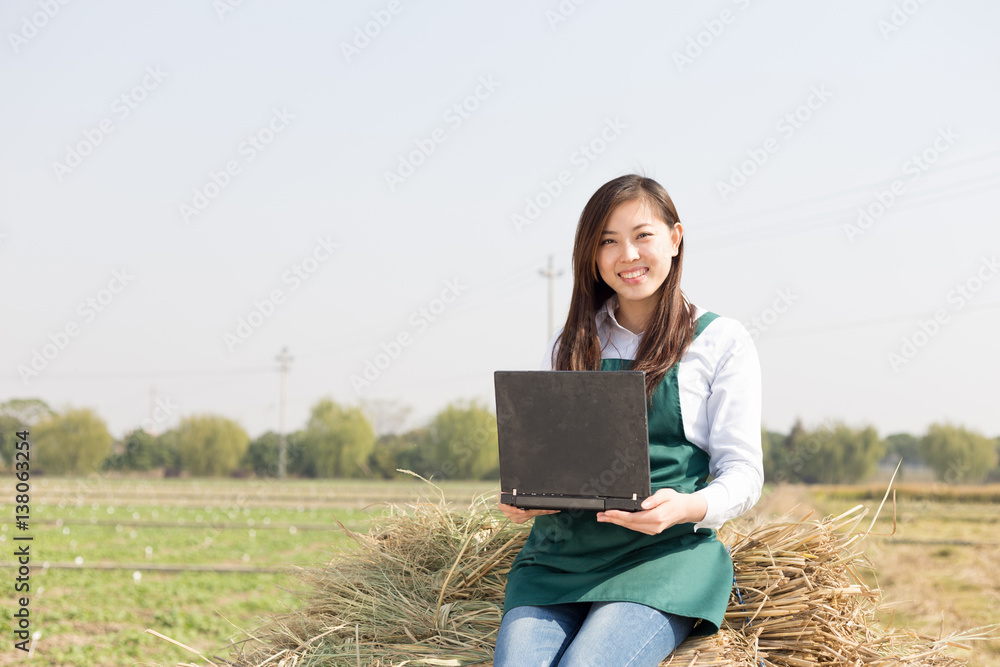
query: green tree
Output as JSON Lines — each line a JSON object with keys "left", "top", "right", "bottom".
{"left": 0, "top": 398, "right": 55, "bottom": 468}
{"left": 33, "top": 408, "right": 113, "bottom": 475}
{"left": 883, "top": 432, "right": 922, "bottom": 466}
{"left": 0, "top": 416, "right": 22, "bottom": 470}
{"left": 300, "top": 399, "right": 376, "bottom": 478}
{"left": 921, "top": 423, "right": 998, "bottom": 484}
{"left": 117, "top": 429, "right": 175, "bottom": 471}
{"left": 153, "top": 429, "right": 183, "bottom": 471}
{"left": 987, "top": 436, "right": 1000, "bottom": 483}
{"left": 781, "top": 421, "right": 883, "bottom": 484}
{"left": 243, "top": 431, "right": 280, "bottom": 477}
{"left": 0, "top": 397, "right": 56, "bottom": 424}
{"left": 804, "top": 422, "right": 883, "bottom": 484}
{"left": 760, "top": 427, "right": 786, "bottom": 484}
{"left": 368, "top": 429, "right": 430, "bottom": 479}
{"left": 423, "top": 399, "right": 499, "bottom": 480}
{"left": 242, "top": 430, "right": 305, "bottom": 477}
{"left": 881, "top": 432, "right": 922, "bottom": 480}
{"left": 175, "top": 415, "right": 250, "bottom": 476}
{"left": 766, "top": 419, "right": 807, "bottom": 484}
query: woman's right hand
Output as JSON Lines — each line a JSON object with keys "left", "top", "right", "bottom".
{"left": 497, "top": 501, "right": 560, "bottom": 524}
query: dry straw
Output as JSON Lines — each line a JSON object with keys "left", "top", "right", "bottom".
{"left": 154, "top": 481, "right": 990, "bottom": 667}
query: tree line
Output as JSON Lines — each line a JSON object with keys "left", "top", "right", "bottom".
{"left": 763, "top": 420, "right": 1000, "bottom": 484}
{"left": 1, "top": 397, "right": 998, "bottom": 484}
{"left": 0, "top": 397, "right": 499, "bottom": 481}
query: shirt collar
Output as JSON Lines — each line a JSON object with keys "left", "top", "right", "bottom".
{"left": 597, "top": 294, "right": 706, "bottom": 331}
{"left": 595, "top": 294, "right": 615, "bottom": 326}
{"left": 597, "top": 294, "right": 642, "bottom": 339}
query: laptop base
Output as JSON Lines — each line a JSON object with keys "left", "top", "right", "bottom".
{"left": 501, "top": 492, "right": 645, "bottom": 512}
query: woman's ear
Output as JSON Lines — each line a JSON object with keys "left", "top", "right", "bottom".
{"left": 670, "top": 223, "right": 683, "bottom": 256}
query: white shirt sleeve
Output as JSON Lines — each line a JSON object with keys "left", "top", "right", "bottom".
{"left": 690, "top": 322, "right": 764, "bottom": 531}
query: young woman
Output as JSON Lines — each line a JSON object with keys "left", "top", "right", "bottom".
{"left": 495, "top": 174, "right": 763, "bottom": 666}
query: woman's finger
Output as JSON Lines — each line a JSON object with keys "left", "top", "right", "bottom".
{"left": 639, "top": 488, "right": 678, "bottom": 510}
{"left": 497, "top": 503, "right": 560, "bottom": 523}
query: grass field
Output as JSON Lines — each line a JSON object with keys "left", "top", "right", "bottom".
{"left": 0, "top": 476, "right": 499, "bottom": 667}
{"left": 0, "top": 477, "right": 996, "bottom": 666}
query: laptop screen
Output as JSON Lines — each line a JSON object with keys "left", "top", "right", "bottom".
{"left": 494, "top": 370, "right": 651, "bottom": 511}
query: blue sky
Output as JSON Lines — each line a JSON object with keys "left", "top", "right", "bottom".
{"left": 2, "top": 0, "right": 999, "bottom": 440}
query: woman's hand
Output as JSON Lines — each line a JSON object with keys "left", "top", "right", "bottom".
{"left": 595, "top": 488, "right": 707, "bottom": 535}
{"left": 497, "top": 502, "right": 560, "bottom": 524}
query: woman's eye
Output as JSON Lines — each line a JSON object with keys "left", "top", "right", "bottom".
{"left": 637, "top": 232, "right": 652, "bottom": 239}
{"left": 600, "top": 239, "right": 615, "bottom": 245}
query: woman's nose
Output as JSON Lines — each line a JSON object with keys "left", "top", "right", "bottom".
{"left": 621, "top": 242, "right": 640, "bottom": 261}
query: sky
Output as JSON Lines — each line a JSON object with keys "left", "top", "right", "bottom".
{"left": 2, "top": 0, "right": 999, "bottom": 442}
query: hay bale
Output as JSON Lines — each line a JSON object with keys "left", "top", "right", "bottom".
{"left": 223, "top": 496, "right": 979, "bottom": 667}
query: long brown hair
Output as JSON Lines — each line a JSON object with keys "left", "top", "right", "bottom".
{"left": 553, "top": 174, "right": 697, "bottom": 401}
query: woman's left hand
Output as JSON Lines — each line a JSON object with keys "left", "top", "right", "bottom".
{"left": 596, "top": 488, "right": 708, "bottom": 535}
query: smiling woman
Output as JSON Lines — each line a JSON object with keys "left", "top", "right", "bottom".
{"left": 596, "top": 199, "right": 683, "bottom": 335}
{"left": 495, "top": 174, "right": 764, "bottom": 667}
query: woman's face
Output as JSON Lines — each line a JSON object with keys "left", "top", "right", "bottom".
{"left": 596, "top": 199, "right": 682, "bottom": 311}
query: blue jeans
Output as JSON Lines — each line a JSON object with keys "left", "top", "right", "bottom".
{"left": 493, "top": 601, "right": 695, "bottom": 667}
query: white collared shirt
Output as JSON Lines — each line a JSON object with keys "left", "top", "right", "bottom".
{"left": 539, "top": 295, "right": 764, "bottom": 531}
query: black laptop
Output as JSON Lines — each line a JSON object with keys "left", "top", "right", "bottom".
{"left": 494, "top": 370, "right": 651, "bottom": 512}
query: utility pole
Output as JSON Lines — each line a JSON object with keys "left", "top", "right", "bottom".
{"left": 276, "top": 347, "right": 293, "bottom": 479}
{"left": 538, "top": 255, "right": 564, "bottom": 338}
{"left": 148, "top": 386, "right": 157, "bottom": 435}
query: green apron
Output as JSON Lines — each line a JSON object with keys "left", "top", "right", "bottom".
{"left": 502, "top": 312, "right": 732, "bottom": 635}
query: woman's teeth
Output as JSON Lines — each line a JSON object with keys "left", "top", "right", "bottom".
{"left": 620, "top": 268, "right": 647, "bottom": 279}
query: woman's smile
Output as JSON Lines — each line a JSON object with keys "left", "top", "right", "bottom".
{"left": 619, "top": 267, "right": 649, "bottom": 283}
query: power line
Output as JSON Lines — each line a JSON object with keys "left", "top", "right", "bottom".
{"left": 701, "top": 170, "right": 1000, "bottom": 249}
{"left": 700, "top": 147, "right": 1000, "bottom": 230}
{"left": 1, "top": 365, "right": 275, "bottom": 381}
{"left": 755, "top": 301, "right": 1000, "bottom": 340}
